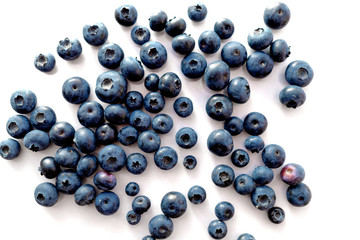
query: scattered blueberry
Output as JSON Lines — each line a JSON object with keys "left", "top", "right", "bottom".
{"left": 148, "top": 214, "right": 174, "bottom": 239}
{"left": 211, "top": 164, "right": 235, "bottom": 187}
{"left": 29, "top": 106, "right": 56, "bottom": 132}
{"left": 127, "top": 210, "right": 142, "bottom": 225}
{"left": 0, "top": 138, "right": 21, "bottom": 160}
{"left": 279, "top": 85, "right": 306, "bottom": 109}
{"left": 62, "top": 77, "right": 90, "bottom": 104}
{"left": 54, "top": 146, "right": 80, "bottom": 168}
{"left": 34, "top": 53, "right": 56, "bottom": 72}
{"left": 144, "top": 73, "right": 160, "bottom": 91}
{"left": 204, "top": 61, "right": 230, "bottom": 91}
{"left": 280, "top": 163, "right": 305, "bottom": 185}
{"left": 131, "top": 26, "right": 151, "bottom": 45}
{"left": 57, "top": 37, "right": 82, "bottom": 61}
{"left": 74, "top": 127, "right": 97, "bottom": 154}
{"left": 24, "top": 130, "right": 50, "bottom": 152}
{"left": 188, "top": 185, "right": 206, "bottom": 204}
{"left": 252, "top": 166, "right": 274, "bottom": 185}
{"left": 93, "top": 171, "right": 117, "bottom": 191}
{"left": 140, "top": 41, "right": 167, "bottom": 69}
{"left": 246, "top": 51, "right": 274, "bottom": 78}
{"left": 227, "top": 77, "right": 250, "bottom": 104}
{"left": 76, "top": 154, "right": 99, "bottom": 178}
{"left": 95, "top": 191, "right": 120, "bottom": 215}
{"left": 142, "top": 236, "right": 156, "bottom": 240}
{"left": 286, "top": 183, "right": 312, "bottom": 207}
{"left": 77, "top": 101, "right": 105, "bottom": 128}
{"left": 181, "top": 52, "right": 207, "bottom": 79}
{"left": 138, "top": 130, "right": 161, "bottom": 153}
{"left": 214, "top": 18, "right": 234, "bottom": 39}
{"left": 129, "top": 110, "right": 151, "bottom": 132}
{"left": 132, "top": 195, "right": 151, "bottom": 214}
{"left": 175, "top": 127, "right": 198, "bottom": 149}
{"left": 183, "top": 155, "right": 197, "bottom": 170}
{"left": 206, "top": 94, "right": 233, "bottom": 121}
{"left": 165, "top": 17, "right": 187, "bottom": 37}
{"left": 118, "top": 126, "right": 139, "bottom": 146}
{"left": 268, "top": 206, "right": 285, "bottom": 224}
{"left": 172, "top": 33, "right": 195, "bottom": 55}
{"left": 126, "top": 153, "right": 147, "bottom": 175}
{"left": 149, "top": 10, "right": 168, "bottom": 32}
{"left": 270, "top": 39, "right": 290, "bottom": 62}
{"left": 115, "top": 5, "right": 138, "bottom": 26}
{"left": 161, "top": 191, "right": 187, "bottom": 218}
{"left": 224, "top": 116, "right": 243, "bottom": 136}
{"left": 120, "top": 56, "right": 145, "bottom": 82}
{"left": 244, "top": 136, "right": 265, "bottom": 153}
{"left": 251, "top": 186, "right": 276, "bottom": 210}
{"left": 221, "top": 41, "right": 247, "bottom": 68}
{"left": 264, "top": 2, "right": 291, "bottom": 29}
{"left": 262, "top": 144, "right": 286, "bottom": 168}
{"left": 56, "top": 170, "right": 82, "bottom": 194}
{"left": 173, "top": 97, "right": 193, "bottom": 118}
{"left": 154, "top": 146, "right": 178, "bottom": 170}
{"left": 144, "top": 91, "right": 165, "bottom": 113}
{"left": 207, "top": 129, "right": 234, "bottom": 156}
{"left": 231, "top": 149, "right": 250, "bottom": 168}
{"left": 83, "top": 22, "right": 108, "bottom": 46}
{"left": 125, "top": 91, "right": 144, "bottom": 111}
{"left": 49, "top": 121, "right": 75, "bottom": 147}
{"left": 208, "top": 220, "right": 227, "bottom": 239}
{"left": 10, "top": 90, "right": 37, "bottom": 114}
{"left": 6, "top": 115, "right": 31, "bottom": 139}
{"left": 215, "top": 201, "right": 235, "bottom": 221}
{"left": 247, "top": 27, "right": 273, "bottom": 50}
{"left": 96, "top": 71, "right": 128, "bottom": 103}
{"left": 34, "top": 182, "right": 59, "bottom": 207}
{"left": 234, "top": 174, "right": 256, "bottom": 195}
{"left": 74, "top": 184, "right": 96, "bottom": 206}
{"left": 198, "top": 30, "right": 221, "bottom": 54}
{"left": 105, "top": 104, "right": 129, "bottom": 125}
{"left": 98, "top": 144, "right": 126, "bottom": 172}
{"left": 285, "top": 60, "right": 314, "bottom": 87}
{"left": 152, "top": 113, "right": 173, "bottom": 134}
{"left": 243, "top": 112, "right": 268, "bottom": 136}
{"left": 39, "top": 156, "right": 61, "bottom": 179}
{"left": 188, "top": 3, "right": 207, "bottom": 22}
{"left": 238, "top": 233, "right": 256, "bottom": 240}
{"left": 125, "top": 182, "right": 140, "bottom": 196}
{"left": 159, "top": 72, "right": 182, "bottom": 98}
{"left": 98, "top": 43, "right": 124, "bottom": 69}
{"left": 95, "top": 123, "right": 118, "bottom": 145}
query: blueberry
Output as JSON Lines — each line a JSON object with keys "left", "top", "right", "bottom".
{"left": 246, "top": 51, "right": 274, "bottom": 78}
{"left": 154, "top": 146, "right": 178, "bottom": 170}
{"left": 129, "top": 110, "right": 151, "bottom": 132}
{"left": 279, "top": 85, "right": 306, "bottom": 109}
{"left": 159, "top": 72, "right": 182, "bottom": 98}
{"left": 161, "top": 191, "right": 187, "bottom": 218}
{"left": 215, "top": 201, "right": 234, "bottom": 221}
{"left": 285, "top": 60, "right": 314, "bottom": 87}
{"left": 142, "top": 236, "right": 156, "bottom": 240}
{"left": 62, "top": 77, "right": 90, "bottom": 104}
{"left": 198, "top": 30, "right": 221, "bottom": 54}
{"left": 74, "top": 184, "right": 96, "bottom": 206}
{"left": 280, "top": 163, "right": 305, "bottom": 185}
{"left": 125, "top": 182, "right": 140, "bottom": 196}
{"left": 206, "top": 94, "right": 233, "bottom": 121}
{"left": 173, "top": 97, "right": 193, "bottom": 118}
{"left": 268, "top": 206, "right": 285, "bottom": 224}
{"left": 120, "top": 57, "right": 145, "bottom": 82}
{"left": 95, "top": 191, "right": 120, "bottom": 215}
{"left": 95, "top": 123, "right": 118, "bottom": 145}
{"left": 183, "top": 155, "right": 197, "bottom": 170}
{"left": 238, "top": 233, "right": 256, "bottom": 240}
{"left": 94, "top": 171, "right": 117, "bottom": 191}
{"left": 105, "top": 104, "right": 129, "bottom": 125}
{"left": 221, "top": 41, "right": 247, "bottom": 68}
{"left": 98, "top": 144, "right": 126, "bottom": 172}
{"left": 252, "top": 166, "right": 274, "bottom": 185}
{"left": 207, "top": 129, "right": 233, "bottom": 156}
{"left": 165, "top": 17, "right": 186, "bottom": 37}
{"left": 74, "top": 127, "right": 97, "bottom": 154}
{"left": 39, "top": 157, "right": 61, "bottom": 179}
{"left": 125, "top": 152, "right": 147, "bottom": 175}
{"left": 95, "top": 71, "right": 128, "bottom": 103}
{"left": 56, "top": 170, "right": 82, "bottom": 194}
{"left": 251, "top": 186, "right": 276, "bottom": 210}
{"left": 10, "top": 90, "right": 37, "bottom": 114}
{"left": 6, "top": 115, "right": 31, "bottom": 139}
{"left": 172, "top": 34, "right": 195, "bottom": 55}
{"left": 233, "top": 174, "right": 256, "bottom": 195}
{"left": 140, "top": 41, "right": 167, "bottom": 69}
{"left": 270, "top": 39, "right": 290, "bottom": 62}
{"left": 247, "top": 27, "right": 273, "bottom": 51}
{"left": 149, "top": 10, "right": 168, "bottom": 32}
{"left": 49, "top": 122, "right": 75, "bottom": 146}
{"left": 57, "top": 38, "right": 82, "bottom": 61}
{"left": 77, "top": 101, "right": 104, "bottom": 128}
{"left": 224, "top": 116, "right": 243, "bottom": 136}
{"left": 98, "top": 43, "right": 124, "bottom": 69}
{"left": 212, "top": 164, "right": 235, "bottom": 188}
{"left": 287, "top": 183, "right": 312, "bottom": 207}
{"left": 148, "top": 214, "right": 173, "bottom": 239}
{"left": 132, "top": 195, "right": 151, "bottom": 214}
{"left": 24, "top": 130, "right": 50, "bottom": 152}
{"left": 118, "top": 126, "right": 139, "bottom": 146}
{"left": 227, "top": 77, "right": 250, "bottom": 104}
{"left": 188, "top": 3, "right": 207, "bottom": 22}
{"left": 76, "top": 154, "right": 99, "bottom": 178}
{"left": 144, "top": 92, "right": 165, "bottom": 113}
{"left": 188, "top": 185, "right": 206, "bottom": 204}
{"left": 231, "top": 149, "right": 250, "bottom": 168}
{"left": 131, "top": 26, "right": 151, "bottom": 45}
{"left": 214, "top": 18, "right": 234, "bottom": 39}
{"left": 115, "top": 5, "right": 137, "bottom": 26}
{"left": 208, "top": 220, "right": 227, "bottom": 239}
{"left": 0, "top": 139, "right": 21, "bottom": 160}
{"left": 204, "top": 61, "right": 230, "bottom": 91}
{"left": 54, "top": 146, "right": 80, "bottom": 168}
{"left": 34, "top": 53, "right": 56, "bottom": 72}
{"left": 152, "top": 114, "right": 173, "bottom": 134}
{"left": 138, "top": 130, "right": 161, "bottom": 153}
{"left": 83, "top": 22, "right": 108, "bottom": 46}
{"left": 29, "top": 106, "right": 56, "bottom": 132}
{"left": 126, "top": 210, "right": 142, "bottom": 225}
{"left": 262, "top": 144, "right": 286, "bottom": 168}
{"left": 175, "top": 127, "right": 198, "bottom": 149}
{"left": 264, "top": 2, "right": 291, "bottom": 29}
{"left": 243, "top": 112, "right": 268, "bottom": 136}
{"left": 181, "top": 52, "right": 207, "bottom": 79}
{"left": 125, "top": 91, "right": 144, "bottom": 111}
{"left": 34, "top": 182, "right": 59, "bottom": 207}
{"left": 144, "top": 73, "right": 160, "bottom": 91}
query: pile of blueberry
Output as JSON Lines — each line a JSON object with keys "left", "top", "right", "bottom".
{"left": 0, "top": 2, "right": 314, "bottom": 239}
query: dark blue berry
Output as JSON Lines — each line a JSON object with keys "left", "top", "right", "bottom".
{"left": 115, "top": 5, "right": 137, "bottom": 26}
{"left": 0, "top": 139, "right": 21, "bottom": 160}
{"left": 6, "top": 115, "right": 31, "bottom": 139}
{"left": 34, "top": 182, "right": 59, "bottom": 207}
{"left": 208, "top": 220, "right": 227, "bottom": 239}
{"left": 138, "top": 130, "right": 161, "bottom": 153}
{"left": 268, "top": 206, "right": 285, "bottom": 224}
{"left": 30, "top": 106, "right": 56, "bottom": 132}
{"left": 214, "top": 18, "right": 234, "bottom": 39}
{"left": 49, "top": 122, "right": 75, "bottom": 146}
{"left": 144, "top": 92, "right": 165, "bottom": 113}
{"left": 140, "top": 41, "right": 167, "bottom": 69}
{"left": 129, "top": 110, "right": 151, "bottom": 131}
{"left": 188, "top": 185, "right": 206, "bottom": 204}
{"left": 224, "top": 116, "right": 243, "bottom": 136}
{"left": 251, "top": 186, "right": 276, "bottom": 210}
{"left": 127, "top": 210, "right": 142, "bottom": 225}
{"left": 243, "top": 112, "right": 268, "bottom": 136}
{"left": 285, "top": 60, "right": 314, "bottom": 87}
{"left": 270, "top": 39, "right": 290, "bottom": 62}
{"left": 125, "top": 182, "right": 140, "bottom": 196}
{"left": 57, "top": 38, "right": 82, "bottom": 61}
{"left": 231, "top": 149, "right": 250, "bottom": 168}
{"left": 144, "top": 73, "right": 160, "bottom": 91}
{"left": 154, "top": 146, "right": 178, "bottom": 170}
{"left": 244, "top": 136, "right": 265, "bottom": 153}
{"left": 227, "top": 77, "right": 250, "bottom": 104}
{"left": 95, "top": 123, "right": 118, "bottom": 145}
{"left": 54, "top": 146, "right": 80, "bottom": 168}
{"left": 279, "top": 85, "right": 306, "bottom": 109}
{"left": 234, "top": 174, "right": 256, "bottom": 195}
{"left": 149, "top": 10, "right": 168, "bottom": 32}
{"left": 152, "top": 114, "right": 173, "bottom": 134}
{"left": 212, "top": 164, "right": 235, "bottom": 187}
{"left": 98, "top": 43, "right": 124, "bottom": 69}
{"left": 118, "top": 126, "right": 139, "bottom": 146}
{"left": 77, "top": 101, "right": 104, "bottom": 128}
{"left": 39, "top": 157, "right": 61, "bottom": 179}
{"left": 142, "top": 236, "right": 156, "bottom": 240}
{"left": 56, "top": 170, "right": 82, "bottom": 194}
{"left": 105, "top": 104, "right": 129, "bottom": 125}
{"left": 172, "top": 34, "right": 195, "bottom": 55}
{"left": 132, "top": 195, "right": 151, "bottom": 214}
{"left": 173, "top": 97, "right": 193, "bottom": 118}
{"left": 252, "top": 166, "right": 274, "bottom": 185}
{"left": 10, "top": 90, "right": 37, "bottom": 114}
{"left": 125, "top": 91, "right": 144, "bottom": 111}
{"left": 95, "top": 71, "right": 128, "bottom": 103}
{"left": 215, "top": 201, "right": 234, "bottom": 221}
{"left": 238, "top": 233, "right": 256, "bottom": 240}
{"left": 93, "top": 171, "right": 117, "bottom": 191}
{"left": 62, "top": 77, "right": 90, "bottom": 104}
{"left": 206, "top": 94, "right": 233, "bottom": 121}
{"left": 286, "top": 183, "right": 311, "bottom": 207}
{"left": 198, "top": 30, "right": 221, "bottom": 54}
{"left": 120, "top": 56, "right": 145, "bottom": 82}
{"left": 83, "top": 22, "right": 108, "bottom": 46}
{"left": 183, "top": 155, "right": 197, "bottom": 170}
{"left": 204, "top": 61, "right": 230, "bottom": 91}
{"left": 161, "top": 191, "right": 187, "bottom": 218}
{"left": 262, "top": 144, "right": 285, "bottom": 168}
{"left": 188, "top": 3, "right": 207, "bottom": 22}
{"left": 74, "top": 184, "right": 96, "bottom": 206}
{"left": 76, "top": 154, "right": 99, "bottom": 178}
{"left": 247, "top": 27, "right": 273, "bottom": 51}
{"left": 264, "top": 2, "right": 291, "bottom": 29}
{"left": 95, "top": 191, "right": 120, "bottom": 215}
{"left": 131, "top": 26, "right": 151, "bottom": 45}
{"left": 221, "top": 41, "right": 247, "bottom": 68}
{"left": 148, "top": 214, "right": 173, "bottom": 239}
{"left": 165, "top": 17, "right": 186, "bottom": 37}
{"left": 246, "top": 51, "right": 274, "bottom": 78}
{"left": 34, "top": 53, "right": 56, "bottom": 72}
{"left": 175, "top": 127, "right": 197, "bottom": 149}
{"left": 98, "top": 144, "right": 126, "bottom": 172}
{"left": 159, "top": 72, "right": 182, "bottom": 98}
{"left": 74, "top": 127, "right": 97, "bottom": 154}
{"left": 207, "top": 129, "right": 233, "bottom": 156}
{"left": 24, "top": 130, "right": 50, "bottom": 152}
{"left": 126, "top": 153, "right": 147, "bottom": 175}
{"left": 181, "top": 52, "right": 207, "bottom": 79}
{"left": 280, "top": 163, "right": 305, "bottom": 185}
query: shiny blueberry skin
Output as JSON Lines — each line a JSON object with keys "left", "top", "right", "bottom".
{"left": 120, "top": 57, "right": 145, "bottom": 82}
{"left": 188, "top": 3, "right": 207, "bottom": 22}
{"left": 183, "top": 155, "right": 197, "bottom": 170}
{"left": 198, "top": 30, "right": 221, "bottom": 54}
{"left": 214, "top": 18, "right": 234, "bottom": 39}
{"left": 74, "top": 184, "right": 96, "bottom": 206}
{"left": 212, "top": 164, "right": 235, "bottom": 187}
{"left": 98, "top": 43, "right": 124, "bottom": 69}
{"left": 125, "top": 91, "right": 144, "bottom": 111}
{"left": 34, "top": 182, "right": 59, "bottom": 207}
{"left": 208, "top": 220, "right": 227, "bottom": 239}
{"left": 118, "top": 126, "right": 139, "bottom": 146}
{"left": 55, "top": 146, "right": 80, "bottom": 168}
{"left": 248, "top": 27, "right": 273, "bottom": 51}
{"left": 268, "top": 206, "right": 285, "bottom": 224}
{"left": 95, "top": 123, "right": 118, "bottom": 145}
{"left": 207, "top": 129, "right": 233, "bottom": 156}
{"left": 172, "top": 34, "right": 195, "bottom": 55}
{"left": 56, "top": 170, "right": 82, "bottom": 194}
{"left": 224, "top": 116, "right": 243, "bottom": 136}
{"left": 115, "top": 4, "right": 137, "bottom": 26}
{"left": 227, "top": 77, "right": 250, "bottom": 104}
{"left": 204, "top": 61, "right": 230, "bottom": 91}
{"left": 49, "top": 122, "right": 75, "bottom": 147}
{"left": 39, "top": 157, "right": 61, "bottom": 179}
{"left": 83, "top": 22, "right": 108, "bottom": 46}
{"left": 132, "top": 195, "right": 151, "bottom": 214}
{"left": 280, "top": 163, "right": 305, "bottom": 185}
{"left": 286, "top": 183, "right": 312, "bottom": 207}
{"left": 251, "top": 186, "right": 276, "bottom": 210}
{"left": 206, "top": 94, "right": 233, "bottom": 121}
{"left": 262, "top": 144, "right": 286, "bottom": 168}
{"left": 95, "top": 191, "right": 120, "bottom": 215}
{"left": 252, "top": 166, "right": 274, "bottom": 185}
{"left": 161, "top": 191, "right": 187, "bottom": 218}
{"left": 234, "top": 174, "right": 256, "bottom": 195}
{"left": 24, "top": 130, "right": 50, "bottom": 152}
{"left": 246, "top": 51, "right": 274, "bottom": 78}
{"left": 149, "top": 10, "right": 168, "bottom": 32}
{"left": 127, "top": 210, "right": 141, "bottom": 225}
{"left": 30, "top": 106, "right": 56, "bottom": 132}
{"left": 264, "top": 2, "right": 291, "bottom": 29}
{"left": 175, "top": 127, "right": 198, "bottom": 149}
{"left": 0, "top": 139, "right": 21, "bottom": 160}
{"left": 140, "top": 41, "right": 167, "bottom": 69}
{"left": 221, "top": 41, "right": 247, "bottom": 68}
{"left": 129, "top": 110, "right": 151, "bottom": 132}
{"left": 188, "top": 185, "right": 206, "bottom": 204}
{"left": 270, "top": 39, "right": 290, "bottom": 62}
{"left": 94, "top": 171, "right": 117, "bottom": 191}
{"left": 98, "top": 144, "right": 126, "bottom": 172}
{"left": 173, "top": 97, "right": 193, "bottom": 118}
{"left": 76, "top": 154, "right": 99, "bottom": 178}
{"left": 125, "top": 182, "right": 140, "bottom": 196}
{"left": 62, "top": 77, "right": 90, "bottom": 104}
{"left": 181, "top": 52, "right": 207, "bottom": 79}
{"left": 6, "top": 115, "right": 31, "bottom": 139}
{"left": 285, "top": 60, "right": 314, "bottom": 87}
{"left": 231, "top": 149, "right": 250, "bottom": 168}
{"left": 10, "top": 90, "right": 37, "bottom": 114}
{"left": 34, "top": 53, "right": 56, "bottom": 72}
{"left": 215, "top": 201, "right": 234, "bottom": 221}
{"left": 244, "top": 136, "right": 265, "bottom": 153}
{"left": 152, "top": 114, "right": 173, "bottom": 134}
{"left": 74, "top": 127, "right": 97, "bottom": 154}
{"left": 105, "top": 104, "right": 129, "bottom": 125}
{"left": 238, "top": 233, "right": 256, "bottom": 240}
{"left": 243, "top": 112, "right": 268, "bottom": 136}
{"left": 148, "top": 214, "right": 173, "bottom": 239}
{"left": 154, "top": 146, "right": 178, "bottom": 170}
{"left": 144, "top": 92, "right": 165, "bottom": 113}
{"left": 165, "top": 17, "right": 186, "bottom": 37}
{"left": 279, "top": 85, "right": 306, "bottom": 109}
{"left": 95, "top": 71, "right": 128, "bottom": 103}
{"left": 159, "top": 72, "right": 182, "bottom": 98}
{"left": 144, "top": 73, "right": 160, "bottom": 91}
{"left": 131, "top": 26, "right": 151, "bottom": 45}
{"left": 138, "top": 130, "right": 161, "bottom": 153}
{"left": 142, "top": 236, "right": 156, "bottom": 240}
{"left": 126, "top": 153, "right": 147, "bottom": 175}
{"left": 77, "top": 101, "right": 104, "bottom": 128}
{"left": 57, "top": 38, "right": 82, "bottom": 60}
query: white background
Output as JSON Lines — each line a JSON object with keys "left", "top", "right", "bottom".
{"left": 0, "top": 0, "right": 358, "bottom": 239}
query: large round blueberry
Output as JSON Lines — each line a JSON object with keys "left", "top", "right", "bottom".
{"left": 268, "top": 206, "right": 285, "bottom": 224}
{"left": 131, "top": 26, "right": 151, "bottom": 45}
{"left": 208, "top": 220, "right": 227, "bottom": 239}
{"left": 233, "top": 174, "right": 256, "bottom": 195}
{"left": 129, "top": 110, "right": 151, "bottom": 132}
{"left": 126, "top": 210, "right": 141, "bottom": 225}
{"left": 34, "top": 53, "right": 56, "bottom": 72}
{"left": 132, "top": 195, "right": 151, "bottom": 214}
{"left": 244, "top": 135, "right": 265, "bottom": 153}
{"left": 138, "top": 130, "right": 161, "bottom": 153}
{"left": 221, "top": 41, "right": 247, "bottom": 68}
{"left": 6, "top": 115, "right": 31, "bottom": 139}
{"left": 159, "top": 72, "right": 182, "bottom": 98}
{"left": 144, "top": 92, "right": 165, "bottom": 113}
{"left": 95, "top": 191, "right": 120, "bottom": 215}
{"left": 126, "top": 153, "right": 147, "bottom": 175}
{"left": 118, "top": 126, "right": 139, "bottom": 146}
{"left": 172, "top": 34, "right": 195, "bottom": 55}
{"left": 54, "top": 146, "right": 80, "bottom": 168}
{"left": 93, "top": 171, "right": 117, "bottom": 191}
{"left": 152, "top": 114, "right": 173, "bottom": 134}
{"left": 148, "top": 214, "right": 174, "bottom": 239}
{"left": 34, "top": 182, "right": 59, "bottom": 207}
{"left": 285, "top": 60, "right": 314, "bottom": 87}
{"left": 246, "top": 51, "right": 274, "bottom": 78}
{"left": 76, "top": 154, "right": 99, "bottom": 178}
{"left": 149, "top": 10, "right": 168, "bottom": 32}
{"left": 243, "top": 112, "right": 268, "bottom": 136}
{"left": 286, "top": 183, "right": 312, "bottom": 207}
{"left": 77, "top": 101, "right": 105, "bottom": 128}
{"left": 238, "top": 233, "right": 256, "bottom": 240}
{"left": 227, "top": 77, "right": 250, "bottom": 104}
{"left": 62, "top": 77, "right": 90, "bottom": 104}
{"left": 144, "top": 73, "right": 160, "bottom": 91}
{"left": 120, "top": 56, "right": 145, "bottom": 82}
{"left": 247, "top": 27, "right": 273, "bottom": 51}
{"left": 262, "top": 144, "right": 286, "bottom": 168}
{"left": 140, "top": 41, "right": 167, "bottom": 69}
{"left": 188, "top": 3, "right": 207, "bottom": 22}
{"left": 211, "top": 164, "right": 235, "bottom": 188}
{"left": 39, "top": 157, "right": 61, "bottom": 179}
{"left": 264, "top": 2, "right": 291, "bottom": 29}
{"left": 251, "top": 186, "right": 276, "bottom": 210}
{"left": 214, "top": 18, "right": 234, "bottom": 39}
{"left": 154, "top": 146, "right": 178, "bottom": 170}
{"left": 57, "top": 38, "right": 82, "bottom": 61}
{"left": 98, "top": 144, "right": 126, "bottom": 172}
{"left": 74, "top": 127, "right": 97, "bottom": 154}
{"left": 280, "top": 163, "right": 305, "bottom": 186}
{"left": 0, "top": 139, "right": 21, "bottom": 160}
{"left": 252, "top": 166, "right": 274, "bottom": 185}
{"left": 74, "top": 184, "right": 96, "bottom": 206}
{"left": 279, "top": 85, "right": 306, "bottom": 109}
{"left": 95, "top": 71, "right": 128, "bottom": 103}
{"left": 10, "top": 90, "right": 37, "bottom": 114}
{"left": 95, "top": 123, "right": 118, "bottom": 145}
{"left": 188, "top": 185, "right": 206, "bottom": 204}
{"left": 165, "top": 17, "right": 186, "bottom": 37}
{"left": 175, "top": 127, "right": 198, "bottom": 149}
{"left": 83, "top": 22, "right": 108, "bottom": 46}
{"left": 206, "top": 94, "right": 233, "bottom": 121}
{"left": 125, "top": 182, "right": 140, "bottom": 196}
{"left": 198, "top": 30, "right": 221, "bottom": 54}
{"left": 173, "top": 97, "right": 193, "bottom": 118}
{"left": 161, "top": 191, "right": 187, "bottom": 218}
{"left": 215, "top": 201, "right": 234, "bottom": 221}
{"left": 270, "top": 39, "right": 290, "bottom": 62}
{"left": 49, "top": 122, "right": 75, "bottom": 147}
{"left": 98, "top": 43, "right": 124, "bottom": 69}
{"left": 224, "top": 116, "right": 243, "bottom": 136}
{"left": 56, "top": 170, "right": 82, "bottom": 194}
{"left": 115, "top": 4, "right": 137, "bottom": 26}
{"left": 207, "top": 129, "right": 233, "bottom": 156}
{"left": 231, "top": 149, "right": 250, "bottom": 168}
{"left": 24, "top": 130, "right": 50, "bottom": 152}
{"left": 30, "top": 106, "right": 56, "bottom": 132}
{"left": 204, "top": 61, "right": 230, "bottom": 91}
{"left": 181, "top": 52, "right": 207, "bottom": 79}
{"left": 104, "top": 104, "right": 129, "bottom": 125}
